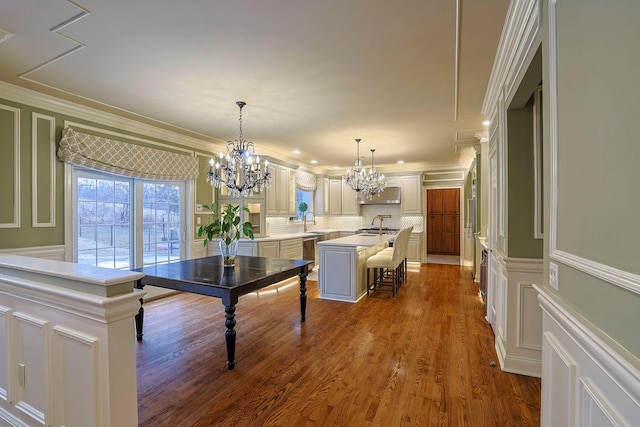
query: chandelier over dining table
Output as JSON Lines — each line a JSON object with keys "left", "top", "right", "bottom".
{"left": 344, "top": 138, "right": 386, "bottom": 199}
{"left": 206, "top": 101, "right": 272, "bottom": 197}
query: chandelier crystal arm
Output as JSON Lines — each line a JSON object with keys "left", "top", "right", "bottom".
{"left": 206, "top": 101, "right": 272, "bottom": 197}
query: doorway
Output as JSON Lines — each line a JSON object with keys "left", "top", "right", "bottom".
{"left": 426, "top": 188, "right": 461, "bottom": 257}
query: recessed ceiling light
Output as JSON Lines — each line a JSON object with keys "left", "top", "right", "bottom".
{"left": 292, "top": 150, "right": 300, "bottom": 154}
{"left": 397, "top": 160, "right": 404, "bottom": 164}
{"left": 482, "top": 120, "right": 491, "bottom": 126}
{"left": 333, "top": 166, "right": 339, "bottom": 169}
{"left": 310, "top": 160, "right": 318, "bottom": 164}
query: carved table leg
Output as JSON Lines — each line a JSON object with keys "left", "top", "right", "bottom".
{"left": 225, "top": 304, "right": 236, "bottom": 370}
{"left": 299, "top": 272, "right": 307, "bottom": 322}
{"left": 135, "top": 280, "right": 144, "bottom": 341}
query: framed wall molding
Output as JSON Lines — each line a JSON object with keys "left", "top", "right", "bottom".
{"left": 31, "top": 113, "right": 56, "bottom": 228}
{"left": 0, "top": 104, "right": 20, "bottom": 229}
{"left": 547, "top": 0, "right": 640, "bottom": 296}
{"left": 533, "top": 86, "right": 543, "bottom": 239}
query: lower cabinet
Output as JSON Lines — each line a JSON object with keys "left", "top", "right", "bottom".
{"left": 279, "top": 238, "right": 303, "bottom": 260}
{"left": 207, "top": 240, "right": 257, "bottom": 256}
{"left": 407, "top": 233, "right": 422, "bottom": 263}
{"left": 257, "top": 241, "right": 279, "bottom": 258}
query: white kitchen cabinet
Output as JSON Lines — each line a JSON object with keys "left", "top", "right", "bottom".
{"left": 385, "top": 176, "right": 400, "bottom": 187}
{"left": 258, "top": 240, "right": 279, "bottom": 258}
{"left": 320, "top": 178, "right": 330, "bottom": 215}
{"left": 266, "top": 163, "right": 291, "bottom": 215}
{"left": 206, "top": 239, "right": 257, "bottom": 256}
{"left": 407, "top": 233, "right": 422, "bottom": 263}
{"left": 341, "top": 179, "right": 359, "bottom": 215}
{"left": 279, "top": 238, "right": 303, "bottom": 259}
{"left": 329, "top": 178, "right": 342, "bottom": 215}
{"left": 400, "top": 174, "right": 422, "bottom": 214}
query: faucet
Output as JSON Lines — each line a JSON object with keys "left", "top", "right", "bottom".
{"left": 303, "top": 211, "right": 316, "bottom": 233}
{"left": 371, "top": 215, "right": 384, "bottom": 236}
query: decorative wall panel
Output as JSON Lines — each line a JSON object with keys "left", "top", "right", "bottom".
{"left": 31, "top": 113, "right": 56, "bottom": 228}
{"left": 0, "top": 104, "right": 20, "bottom": 228}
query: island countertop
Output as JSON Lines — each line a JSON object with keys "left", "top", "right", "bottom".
{"left": 317, "top": 234, "right": 394, "bottom": 248}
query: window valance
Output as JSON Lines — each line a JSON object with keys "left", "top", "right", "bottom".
{"left": 58, "top": 127, "right": 199, "bottom": 181}
{"left": 295, "top": 169, "right": 317, "bottom": 191}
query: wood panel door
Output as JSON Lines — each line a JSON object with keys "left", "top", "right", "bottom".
{"left": 426, "top": 188, "right": 460, "bottom": 255}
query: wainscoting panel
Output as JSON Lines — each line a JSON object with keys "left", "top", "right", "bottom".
{"left": 541, "top": 331, "right": 575, "bottom": 426}
{"left": 13, "top": 313, "right": 49, "bottom": 426}
{"left": 493, "top": 256, "right": 543, "bottom": 377}
{"left": 0, "top": 306, "right": 9, "bottom": 403}
{"left": 538, "top": 286, "right": 640, "bottom": 426}
{"left": 53, "top": 326, "right": 99, "bottom": 427}
{"left": 0, "top": 255, "right": 142, "bottom": 426}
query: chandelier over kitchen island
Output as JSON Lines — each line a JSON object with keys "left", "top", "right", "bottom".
{"left": 361, "top": 148, "right": 386, "bottom": 199}
{"left": 206, "top": 101, "right": 271, "bottom": 197}
{"left": 344, "top": 138, "right": 367, "bottom": 193}
{"left": 344, "top": 139, "right": 386, "bottom": 199}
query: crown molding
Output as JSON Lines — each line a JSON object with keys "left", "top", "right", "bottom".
{"left": 0, "top": 81, "right": 219, "bottom": 154}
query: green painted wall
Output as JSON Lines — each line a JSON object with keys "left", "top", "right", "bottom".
{"left": 506, "top": 104, "right": 543, "bottom": 259}
{"left": 541, "top": 0, "right": 640, "bottom": 357}
{"left": 0, "top": 96, "right": 214, "bottom": 250}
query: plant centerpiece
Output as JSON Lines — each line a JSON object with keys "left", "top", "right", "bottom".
{"left": 198, "top": 202, "right": 254, "bottom": 267}
{"left": 298, "top": 201, "right": 308, "bottom": 217}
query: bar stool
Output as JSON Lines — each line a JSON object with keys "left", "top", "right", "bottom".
{"left": 366, "top": 227, "right": 412, "bottom": 298}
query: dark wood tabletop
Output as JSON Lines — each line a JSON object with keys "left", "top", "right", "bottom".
{"left": 133, "top": 255, "right": 311, "bottom": 369}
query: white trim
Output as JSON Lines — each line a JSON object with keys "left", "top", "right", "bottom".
{"left": 482, "top": 0, "right": 541, "bottom": 115}
{"left": 537, "top": 285, "right": 640, "bottom": 422}
{"left": 0, "top": 104, "right": 20, "bottom": 229}
{"left": 548, "top": 0, "right": 559, "bottom": 258}
{"left": 546, "top": 0, "right": 640, "bottom": 296}
{"left": 64, "top": 164, "right": 73, "bottom": 262}
{"left": 0, "top": 246, "right": 65, "bottom": 261}
{"left": 533, "top": 86, "right": 543, "bottom": 239}
{"left": 0, "top": 81, "right": 219, "bottom": 153}
{"left": 31, "top": 113, "right": 56, "bottom": 228}
{"left": 497, "top": 89, "right": 505, "bottom": 239}
{"left": 552, "top": 250, "right": 640, "bottom": 296}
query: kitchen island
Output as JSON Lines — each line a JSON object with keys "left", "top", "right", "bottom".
{"left": 317, "top": 234, "right": 394, "bottom": 302}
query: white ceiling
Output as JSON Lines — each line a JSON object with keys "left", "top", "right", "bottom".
{"left": 0, "top": 0, "right": 508, "bottom": 174}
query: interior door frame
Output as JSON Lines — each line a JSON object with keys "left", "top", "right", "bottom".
{"left": 423, "top": 184, "right": 465, "bottom": 264}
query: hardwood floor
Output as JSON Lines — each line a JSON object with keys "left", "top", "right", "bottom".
{"left": 136, "top": 264, "right": 540, "bottom": 426}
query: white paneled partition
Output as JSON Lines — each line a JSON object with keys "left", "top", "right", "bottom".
{"left": 537, "top": 286, "right": 640, "bottom": 426}
{"left": 0, "top": 255, "right": 143, "bottom": 427}
{"left": 491, "top": 253, "right": 543, "bottom": 377}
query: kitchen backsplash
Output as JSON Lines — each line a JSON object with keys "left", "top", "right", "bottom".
{"left": 265, "top": 214, "right": 424, "bottom": 235}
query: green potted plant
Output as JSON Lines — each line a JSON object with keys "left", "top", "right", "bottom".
{"left": 198, "top": 202, "right": 254, "bottom": 267}
{"left": 298, "top": 201, "right": 308, "bottom": 216}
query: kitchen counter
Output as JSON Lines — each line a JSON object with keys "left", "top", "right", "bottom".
{"left": 317, "top": 234, "right": 394, "bottom": 248}
{"left": 317, "top": 234, "right": 393, "bottom": 303}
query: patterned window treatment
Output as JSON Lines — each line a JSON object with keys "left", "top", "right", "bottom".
{"left": 57, "top": 127, "right": 199, "bottom": 180}
{"left": 295, "top": 169, "right": 317, "bottom": 191}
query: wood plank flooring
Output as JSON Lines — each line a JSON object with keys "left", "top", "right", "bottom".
{"left": 136, "top": 264, "right": 540, "bottom": 426}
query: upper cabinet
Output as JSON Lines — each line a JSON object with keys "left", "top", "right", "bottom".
{"left": 329, "top": 178, "right": 342, "bottom": 215}
{"left": 341, "top": 179, "right": 359, "bottom": 215}
{"left": 266, "top": 163, "right": 293, "bottom": 215}
{"left": 399, "top": 174, "right": 422, "bottom": 214}
{"left": 385, "top": 174, "right": 422, "bottom": 214}
{"left": 316, "top": 177, "right": 344, "bottom": 215}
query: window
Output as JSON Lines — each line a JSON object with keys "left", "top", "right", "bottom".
{"left": 75, "top": 171, "right": 133, "bottom": 269}
{"left": 295, "top": 189, "right": 314, "bottom": 220}
{"left": 141, "top": 182, "right": 183, "bottom": 266}
{"left": 74, "top": 169, "right": 185, "bottom": 269}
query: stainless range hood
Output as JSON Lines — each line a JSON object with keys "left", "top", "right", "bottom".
{"left": 358, "top": 186, "right": 401, "bottom": 205}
